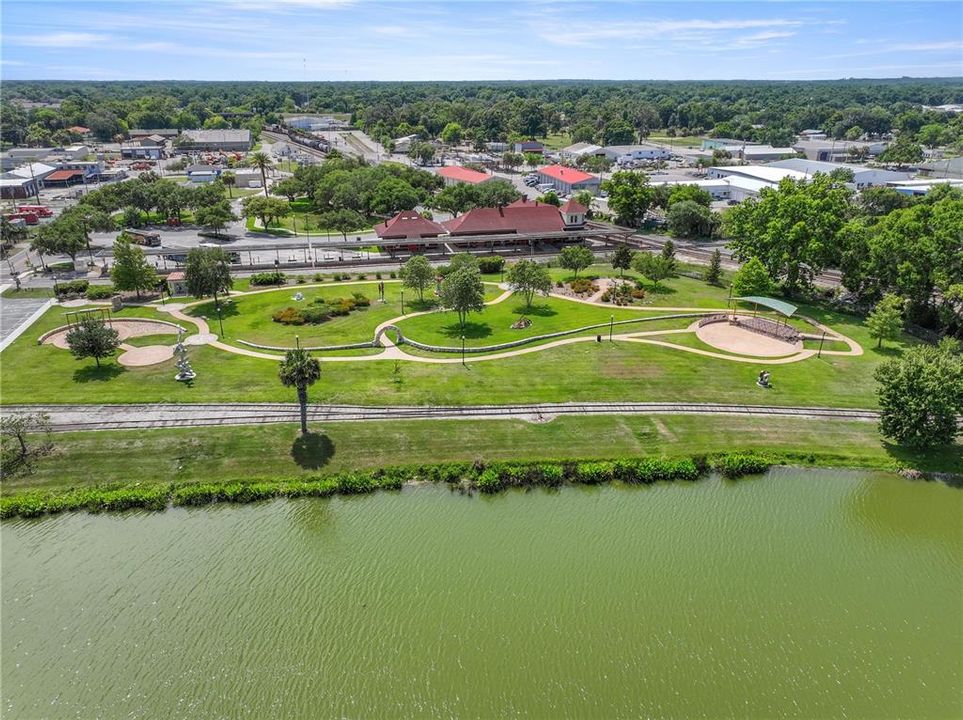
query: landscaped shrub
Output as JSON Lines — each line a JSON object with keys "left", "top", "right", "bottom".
{"left": 250, "top": 271, "right": 287, "bottom": 286}
{"left": 712, "top": 453, "right": 771, "bottom": 479}
{"left": 375, "top": 272, "right": 382, "bottom": 280}
{"left": 300, "top": 306, "right": 329, "bottom": 324}
{"left": 600, "top": 290, "right": 612, "bottom": 302}
{"left": 475, "top": 468, "right": 502, "bottom": 493}
{"left": 356, "top": 273, "right": 366, "bottom": 280}
{"left": 85, "top": 284, "right": 116, "bottom": 300}
{"left": 631, "top": 288, "right": 646, "bottom": 299}
{"left": 351, "top": 292, "right": 370, "bottom": 307}
{"left": 272, "top": 306, "right": 306, "bottom": 325}
{"left": 389, "top": 271, "right": 396, "bottom": 279}
{"left": 54, "top": 279, "right": 89, "bottom": 298}
{"left": 573, "top": 461, "right": 613, "bottom": 484}
{"left": 478, "top": 256, "right": 505, "bottom": 274}
{"left": 296, "top": 275, "right": 306, "bottom": 284}
{"left": 312, "top": 273, "right": 324, "bottom": 282}
{"left": 569, "top": 278, "right": 597, "bottom": 295}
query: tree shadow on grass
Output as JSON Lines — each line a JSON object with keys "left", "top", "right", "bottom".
{"left": 188, "top": 299, "right": 241, "bottom": 320}
{"left": 511, "top": 302, "right": 556, "bottom": 318}
{"left": 869, "top": 345, "right": 903, "bottom": 358}
{"left": 647, "top": 283, "right": 677, "bottom": 295}
{"left": 72, "top": 362, "right": 126, "bottom": 383}
{"left": 291, "top": 432, "right": 335, "bottom": 470}
{"left": 408, "top": 298, "right": 440, "bottom": 313}
{"left": 439, "top": 321, "right": 491, "bottom": 340}
{"left": 882, "top": 440, "right": 963, "bottom": 478}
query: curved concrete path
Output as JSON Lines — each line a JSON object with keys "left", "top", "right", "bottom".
{"left": 150, "top": 280, "right": 862, "bottom": 366}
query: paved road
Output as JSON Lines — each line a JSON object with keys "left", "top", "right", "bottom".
{"left": 4, "top": 402, "right": 880, "bottom": 432}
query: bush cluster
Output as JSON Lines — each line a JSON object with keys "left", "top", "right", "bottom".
{"left": 0, "top": 454, "right": 770, "bottom": 520}
{"left": 478, "top": 256, "right": 505, "bottom": 274}
{"left": 568, "top": 278, "right": 597, "bottom": 295}
{"left": 53, "top": 279, "right": 89, "bottom": 298}
{"left": 710, "top": 453, "right": 772, "bottom": 478}
{"left": 272, "top": 293, "right": 370, "bottom": 325}
{"left": 600, "top": 283, "right": 643, "bottom": 306}
{"left": 250, "top": 271, "right": 287, "bottom": 286}
{"left": 85, "top": 284, "right": 116, "bottom": 300}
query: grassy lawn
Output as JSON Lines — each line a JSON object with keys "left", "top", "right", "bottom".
{"left": 647, "top": 134, "right": 705, "bottom": 148}
{"left": 537, "top": 133, "right": 573, "bottom": 150}
{"left": 186, "top": 282, "right": 502, "bottom": 348}
{"left": 396, "top": 293, "right": 695, "bottom": 348}
{"left": 5, "top": 415, "right": 958, "bottom": 493}
{"left": 0, "top": 269, "right": 914, "bottom": 411}
{"left": 1, "top": 286, "right": 53, "bottom": 299}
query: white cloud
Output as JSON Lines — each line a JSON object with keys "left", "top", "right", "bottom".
{"left": 546, "top": 18, "right": 804, "bottom": 47}
{"left": 15, "top": 32, "right": 109, "bottom": 47}
{"left": 892, "top": 41, "right": 962, "bottom": 52}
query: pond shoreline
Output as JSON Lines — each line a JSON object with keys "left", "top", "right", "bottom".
{"left": 3, "top": 453, "right": 959, "bottom": 521}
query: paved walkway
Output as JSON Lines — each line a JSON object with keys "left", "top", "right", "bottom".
{"left": 5, "top": 402, "right": 881, "bottom": 432}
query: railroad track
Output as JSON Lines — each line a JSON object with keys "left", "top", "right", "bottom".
{"left": 3, "top": 402, "right": 880, "bottom": 432}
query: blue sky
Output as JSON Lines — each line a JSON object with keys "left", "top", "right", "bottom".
{"left": 1, "top": 0, "right": 961, "bottom": 81}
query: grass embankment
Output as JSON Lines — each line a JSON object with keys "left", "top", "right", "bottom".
{"left": 2, "top": 415, "right": 957, "bottom": 519}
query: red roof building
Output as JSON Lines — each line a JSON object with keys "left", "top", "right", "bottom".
{"left": 374, "top": 210, "right": 447, "bottom": 240}
{"left": 436, "top": 166, "right": 494, "bottom": 186}
{"left": 559, "top": 198, "right": 588, "bottom": 228}
{"left": 536, "top": 164, "right": 601, "bottom": 195}
{"left": 560, "top": 198, "right": 588, "bottom": 214}
{"left": 43, "top": 169, "right": 85, "bottom": 185}
{"left": 444, "top": 203, "right": 565, "bottom": 236}
{"left": 67, "top": 126, "right": 90, "bottom": 135}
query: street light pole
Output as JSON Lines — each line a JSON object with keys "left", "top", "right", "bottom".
{"left": 461, "top": 334, "right": 466, "bottom": 366}
{"left": 401, "top": 289, "right": 405, "bottom": 315}
{"left": 609, "top": 314, "right": 614, "bottom": 342}
{"left": 216, "top": 303, "right": 224, "bottom": 337}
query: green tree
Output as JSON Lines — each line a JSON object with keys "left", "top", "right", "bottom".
{"left": 502, "top": 152, "right": 523, "bottom": 173}
{"left": 875, "top": 342, "right": 963, "bottom": 449}
{"left": 318, "top": 208, "right": 365, "bottom": 240}
{"left": 31, "top": 219, "right": 87, "bottom": 264}
{"left": 611, "top": 243, "right": 635, "bottom": 278}
{"left": 506, "top": 259, "right": 552, "bottom": 308}
{"left": 559, "top": 245, "right": 594, "bottom": 278}
{"left": 601, "top": 171, "right": 654, "bottom": 227}
{"left": 667, "top": 184, "right": 713, "bottom": 208}
{"left": 278, "top": 347, "right": 322, "bottom": 436}
{"left": 272, "top": 177, "right": 304, "bottom": 202}
{"left": 1, "top": 216, "right": 27, "bottom": 250}
{"left": 879, "top": 137, "right": 924, "bottom": 165}
{"left": 523, "top": 152, "right": 542, "bottom": 171}
{"left": 723, "top": 174, "right": 852, "bottom": 295}
{"left": 705, "top": 248, "right": 723, "bottom": 285}
{"left": 476, "top": 179, "right": 521, "bottom": 208}
{"left": 537, "top": 191, "right": 561, "bottom": 206}
{"left": 65, "top": 316, "right": 120, "bottom": 368}
{"left": 400, "top": 254, "right": 434, "bottom": 303}
{"left": 1, "top": 411, "right": 52, "bottom": 478}
{"left": 184, "top": 247, "right": 233, "bottom": 304}
{"left": 440, "top": 265, "right": 485, "bottom": 329}
{"left": 220, "top": 170, "right": 236, "bottom": 198}
{"left": 431, "top": 182, "right": 478, "bottom": 217}
{"left": 194, "top": 201, "right": 237, "bottom": 238}
{"left": 440, "top": 122, "right": 463, "bottom": 145}
{"left": 243, "top": 195, "right": 290, "bottom": 230}
{"left": 731, "top": 257, "right": 774, "bottom": 297}
{"left": 667, "top": 200, "right": 719, "bottom": 238}
{"left": 60, "top": 205, "right": 114, "bottom": 262}
{"left": 866, "top": 294, "right": 905, "bottom": 348}
{"left": 111, "top": 235, "right": 158, "bottom": 298}
{"left": 632, "top": 252, "right": 674, "bottom": 289}
{"left": 249, "top": 151, "right": 273, "bottom": 197}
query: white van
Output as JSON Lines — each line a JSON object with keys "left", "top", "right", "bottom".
{"left": 536, "top": 183, "right": 555, "bottom": 193}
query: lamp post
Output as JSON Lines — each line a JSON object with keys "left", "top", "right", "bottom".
{"left": 216, "top": 302, "right": 224, "bottom": 337}
{"left": 461, "top": 334, "right": 466, "bottom": 366}
{"left": 401, "top": 289, "right": 405, "bottom": 315}
{"left": 274, "top": 258, "right": 281, "bottom": 286}
{"left": 609, "top": 314, "right": 614, "bottom": 342}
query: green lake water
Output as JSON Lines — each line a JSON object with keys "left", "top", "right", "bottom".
{"left": 2, "top": 468, "right": 961, "bottom": 719}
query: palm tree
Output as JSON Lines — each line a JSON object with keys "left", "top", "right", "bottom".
{"left": 278, "top": 347, "right": 321, "bottom": 435}
{"left": 250, "top": 151, "right": 272, "bottom": 197}
{"left": 220, "top": 170, "right": 236, "bottom": 198}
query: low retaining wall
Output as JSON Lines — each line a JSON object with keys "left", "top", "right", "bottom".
{"left": 37, "top": 317, "right": 186, "bottom": 344}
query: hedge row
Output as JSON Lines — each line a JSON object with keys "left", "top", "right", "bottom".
{"left": 0, "top": 454, "right": 770, "bottom": 520}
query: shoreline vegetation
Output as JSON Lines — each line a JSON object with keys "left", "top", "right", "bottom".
{"left": 2, "top": 452, "right": 958, "bottom": 521}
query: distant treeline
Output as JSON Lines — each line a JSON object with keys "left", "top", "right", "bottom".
{"left": 3, "top": 78, "right": 962, "bottom": 151}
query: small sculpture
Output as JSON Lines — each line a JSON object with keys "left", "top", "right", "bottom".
{"left": 756, "top": 370, "right": 771, "bottom": 388}
{"left": 173, "top": 329, "right": 196, "bottom": 381}
{"left": 293, "top": 292, "right": 304, "bottom": 301}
